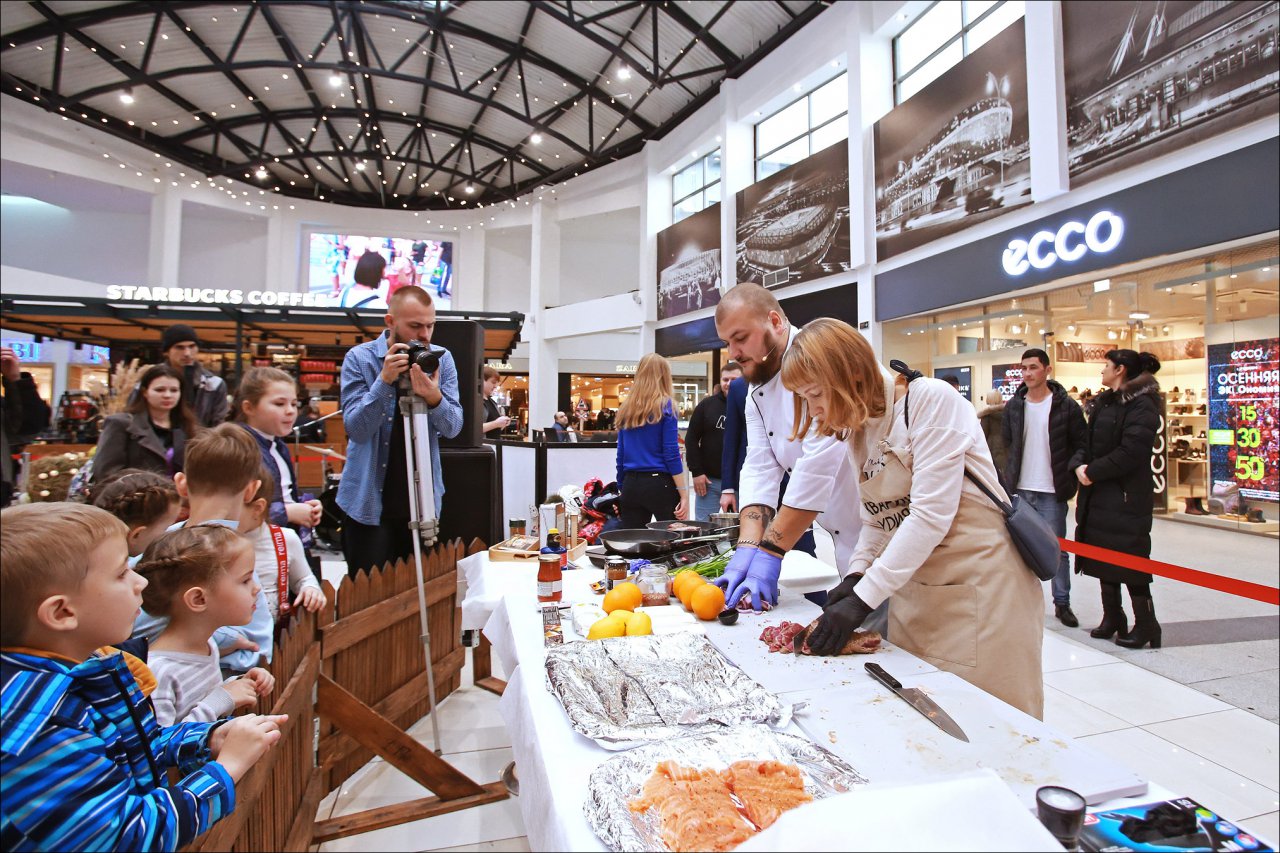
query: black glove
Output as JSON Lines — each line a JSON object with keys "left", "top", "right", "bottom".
{"left": 825, "top": 573, "right": 863, "bottom": 608}
{"left": 807, "top": 591, "right": 875, "bottom": 656}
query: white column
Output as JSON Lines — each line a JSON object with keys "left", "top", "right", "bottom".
{"left": 265, "top": 211, "right": 284, "bottom": 289}
{"left": 1025, "top": 0, "right": 1069, "bottom": 202}
{"left": 638, "top": 142, "right": 666, "bottom": 356}
{"left": 147, "top": 187, "right": 183, "bottom": 288}
{"left": 720, "top": 80, "right": 753, "bottom": 293}
{"left": 456, "top": 223, "right": 486, "bottom": 311}
{"left": 855, "top": 4, "right": 892, "bottom": 357}
{"left": 528, "top": 201, "right": 561, "bottom": 438}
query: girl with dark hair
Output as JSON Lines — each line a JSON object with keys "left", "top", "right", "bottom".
{"left": 337, "top": 250, "right": 388, "bottom": 308}
{"left": 94, "top": 364, "right": 198, "bottom": 482}
{"left": 1070, "top": 349, "right": 1164, "bottom": 648}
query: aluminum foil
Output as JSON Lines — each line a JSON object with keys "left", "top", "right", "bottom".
{"left": 544, "top": 633, "right": 793, "bottom": 749}
{"left": 584, "top": 725, "right": 869, "bottom": 852}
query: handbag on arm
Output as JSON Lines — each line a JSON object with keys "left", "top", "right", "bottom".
{"left": 890, "top": 360, "right": 1059, "bottom": 582}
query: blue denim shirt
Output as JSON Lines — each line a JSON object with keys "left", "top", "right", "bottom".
{"left": 336, "top": 331, "right": 463, "bottom": 525}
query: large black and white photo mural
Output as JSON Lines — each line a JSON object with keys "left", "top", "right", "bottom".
{"left": 874, "top": 18, "right": 1031, "bottom": 261}
{"left": 1064, "top": 0, "right": 1279, "bottom": 184}
{"left": 656, "top": 203, "right": 722, "bottom": 321}
{"left": 735, "top": 138, "right": 852, "bottom": 290}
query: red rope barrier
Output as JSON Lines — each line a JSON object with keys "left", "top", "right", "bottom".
{"left": 1059, "top": 538, "right": 1279, "bottom": 605}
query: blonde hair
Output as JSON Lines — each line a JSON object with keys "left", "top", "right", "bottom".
{"left": 136, "top": 524, "right": 252, "bottom": 617}
{"left": 780, "top": 318, "right": 887, "bottom": 440}
{"left": 615, "top": 353, "right": 674, "bottom": 431}
{"left": 0, "top": 503, "right": 129, "bottom": 646}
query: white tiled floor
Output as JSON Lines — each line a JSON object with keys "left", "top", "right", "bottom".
{"left": 312, "top": 550, "right": 1279, "bottom": 851}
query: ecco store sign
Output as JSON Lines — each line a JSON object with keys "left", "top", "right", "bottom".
{"left": 105, "top": 285, "right": 333, "bottom": 307}
{"left": 1002, "top": 210, "right": 1125, "bottom": 277}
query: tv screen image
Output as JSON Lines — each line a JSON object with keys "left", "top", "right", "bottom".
{"left": 308, "top": 233, "right": 453, "bottom": 310}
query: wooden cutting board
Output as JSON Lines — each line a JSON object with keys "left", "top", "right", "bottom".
{"left": 789, "top": 670, "right": 1148, "bottom": 807}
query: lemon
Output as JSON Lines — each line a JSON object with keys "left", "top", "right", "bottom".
{"left": 586, "top": 616, "right": 626, "bottom": 640}
{"left": 624, "top": 611, "right": 653, "bottom": 636}
{"left": 610, "top": 609, "right": 633, "bottom": 619}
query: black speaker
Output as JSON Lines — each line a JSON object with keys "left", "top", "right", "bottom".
{"left": 438, "top": 447, "right": 499, "bottom": 546}
{"left": 431, "top": 319, "right": 485, "bottom": 448}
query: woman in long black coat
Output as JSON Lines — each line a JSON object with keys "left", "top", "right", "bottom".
{"left": 1070, "top": 349, "right": 1163, "bottom": 648}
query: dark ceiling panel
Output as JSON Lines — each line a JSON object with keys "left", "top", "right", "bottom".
{"left": 0, "top": 0, "right": 830, "bottom": 210}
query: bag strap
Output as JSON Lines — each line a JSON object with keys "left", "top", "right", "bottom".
{"left": 890, "top": 359, "right": 1012, "bottom": 517}
{"left": 270, "top": 524, "right": 292, "bottom": 615}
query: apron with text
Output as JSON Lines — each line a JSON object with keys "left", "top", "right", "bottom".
{"left": 860, "top": 437, "right": 1045, "bottom": 719}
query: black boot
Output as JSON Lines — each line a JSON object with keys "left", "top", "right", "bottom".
{"left": 1090, "top": 582, "right": 1128, "bottom": 639}
{"left": 1116, "top": 594, "right": 1162, "bottom": 649}
{"left": 1183, "top": 497, "right": 1209, "bottom": 516}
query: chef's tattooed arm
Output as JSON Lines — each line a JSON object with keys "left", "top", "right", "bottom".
{"left": 736, "top": 504, "right": 775, "bottom": 547}
{"left": 738, "top": 505, "right": 820, "bottom": 555}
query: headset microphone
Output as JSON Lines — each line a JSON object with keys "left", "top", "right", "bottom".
{"left": 760, "top": 342, "right": 778, "bottom": 363}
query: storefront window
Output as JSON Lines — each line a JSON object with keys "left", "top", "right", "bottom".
{"left": 883, "top": 236, "right": 1279, "bottom": 535}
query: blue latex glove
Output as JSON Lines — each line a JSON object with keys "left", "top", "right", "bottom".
{"left": 721, "top": 548, "right": 783, "bottom": 612}
{"left": 713, "top": 546, "right": 757, "bottom": 603}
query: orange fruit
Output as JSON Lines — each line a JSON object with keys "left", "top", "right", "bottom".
{"left": 603, "top": 582, "right": 643, "bottom": 614}
{"left": 678, "top": 574, "right": 707, "bottom": 610}
{"left": 672, "top": 570, "right": 699, "bottom": 600}
{"left": 690, "top": 583, "right": 726, "bottom": 621}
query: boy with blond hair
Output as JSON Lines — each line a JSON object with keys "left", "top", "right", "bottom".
{"left": 0, "top": 503, "right": 287, "bottom": 851}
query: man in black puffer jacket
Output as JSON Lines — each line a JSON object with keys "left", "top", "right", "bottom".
{"left": 1003, "top": 349, "right": 1087, "bottom": 627}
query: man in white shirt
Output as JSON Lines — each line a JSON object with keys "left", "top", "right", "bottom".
{"left": 1002, "top": 348, "right": 1087, "bottom": 627}
{"left": 712, "top": 284, "right": 864, "bottom": 612}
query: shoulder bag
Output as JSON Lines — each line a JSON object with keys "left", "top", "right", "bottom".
{"left": 891, "top": 360, "right": 1059, "bottom": 582}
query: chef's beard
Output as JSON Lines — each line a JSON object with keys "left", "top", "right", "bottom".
{"left": 742, "top": 331, "right": 785, "bottom": 385}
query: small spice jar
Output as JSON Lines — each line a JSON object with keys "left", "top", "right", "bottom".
{"left": 637, "top": 564, "right": 671, "bottom": 607}
{"left": 604, "top": 557, "right": 629, "bottom": 592}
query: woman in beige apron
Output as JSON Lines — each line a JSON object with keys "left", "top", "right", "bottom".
{"left": 781, "top": 319, "right": 1044, "bottom": 719}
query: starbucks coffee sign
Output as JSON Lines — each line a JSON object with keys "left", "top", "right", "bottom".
{"left": 106, "top": 285, "right": 333, "bottom": 307}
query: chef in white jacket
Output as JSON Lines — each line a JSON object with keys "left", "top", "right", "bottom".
{"left": 712, "top": 284, "right": 865, "bottom": 612}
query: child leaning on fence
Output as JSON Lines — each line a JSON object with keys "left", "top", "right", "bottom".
{"left": 0, "top": 503, "right": 287, "bottom": 852}
{"left": 137, "top": 525, "right": 275, "bottom": 727}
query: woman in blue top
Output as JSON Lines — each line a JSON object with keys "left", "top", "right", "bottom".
{"left": 615, "top": 353, "right": 688, "bottom": 526}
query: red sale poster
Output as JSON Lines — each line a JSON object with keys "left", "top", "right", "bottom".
{"left": 1207, "top": 337, "right": 1280, "bottom": 503}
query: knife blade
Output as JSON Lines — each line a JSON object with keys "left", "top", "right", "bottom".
{"left": 864, "top": 662, "right": 969, "bottom": 742}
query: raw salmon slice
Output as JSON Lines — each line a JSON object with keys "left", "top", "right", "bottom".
{"left": 723, "top": 760, "right": 812, "bottom": 829}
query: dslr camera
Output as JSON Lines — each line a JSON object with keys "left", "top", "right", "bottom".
{"left": 404, "top": 340, "right": 442, "bottom": 375}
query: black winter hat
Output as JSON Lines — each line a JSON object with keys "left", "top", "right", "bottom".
{"left": 161, "top": 324, "right": 199, "bottom": 351}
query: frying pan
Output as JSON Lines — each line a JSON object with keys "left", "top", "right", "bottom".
{"left": 599, "top": 528, "right": 728, "bottom": 558}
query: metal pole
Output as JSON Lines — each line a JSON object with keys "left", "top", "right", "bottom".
{"left": 234, "top": 317, "right": 243, "bottom": 389}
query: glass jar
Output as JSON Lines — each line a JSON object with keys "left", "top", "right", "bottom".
{"left": 604, "top": 557, "right": 629, "bottom": 592}
{"left": 637, "top": 564, "right": 671, "bottom": 607}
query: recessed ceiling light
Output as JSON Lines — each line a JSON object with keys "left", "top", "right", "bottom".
{"left": 1129, "top": 311, "right": 1150, "bottom": 320}
{"left": 616, "top": 65, "right": 631, "bottom": 81}
{"left": 255, "top": 167, "right": 268, "bottom": 179}
{"left": 329, "top": 73, "right": 342, "bottom": 87}
{"left": 355, "top": 161, "right": 366, "bottom": 171}
{"left": 530, "top": 132, "right": 542, "bottom": 144}
{"left": 119, "top": 89, "right": 134, "bottom": 104}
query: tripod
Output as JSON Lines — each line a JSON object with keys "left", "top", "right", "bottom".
{"left": 399, "top": 377, "right": 444, "bottom": 755}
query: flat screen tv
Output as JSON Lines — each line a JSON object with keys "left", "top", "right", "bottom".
{"left": 307, "top": 232, "right": 453, "bottom": 310}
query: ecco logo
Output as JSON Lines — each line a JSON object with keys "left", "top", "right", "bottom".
{"left": 1002, "top": 210, "right": 1125, "bottom": 276}
{"left": 1231, "top": 348, "right": 1265, "bottom": 361}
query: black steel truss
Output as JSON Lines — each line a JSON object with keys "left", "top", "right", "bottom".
{"left": 1, "top": 0, "right": 828, "bottom": 209}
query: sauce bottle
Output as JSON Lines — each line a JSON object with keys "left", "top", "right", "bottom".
{"left": 541, "top": 527, "right": 568, "bottom": 569}
{"left": 537, "top": 554, "right": 563, "bottom": 603}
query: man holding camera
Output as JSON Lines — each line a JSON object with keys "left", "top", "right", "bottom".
{"left": 336, "top": 285, "right": 462, "bottom": 576}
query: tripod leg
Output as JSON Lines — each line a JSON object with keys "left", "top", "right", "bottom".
{"left": 401, "top": 395, "right": 443, "bottom": 755}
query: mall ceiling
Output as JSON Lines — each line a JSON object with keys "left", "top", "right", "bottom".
{"left": 0, "top": 1, "right": 827, "bottom": 210}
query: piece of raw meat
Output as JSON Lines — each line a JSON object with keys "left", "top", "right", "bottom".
{"left": 628, "top": 761, "right": 755, "bottom": 852}
{"left": 722, "top": 760, "right": 813, "bottom": 829}
{"left": 794, "top": 618, "right": 881, "bottom": 656}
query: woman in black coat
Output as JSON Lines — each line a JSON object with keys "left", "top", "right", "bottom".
{"left": 94, "top": 364, "right": 198, "bottom": 483}
{"left": 1070, "top": 349, "right": 1163, "bottom": 648}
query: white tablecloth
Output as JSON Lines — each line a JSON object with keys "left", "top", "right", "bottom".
{"left": 467, "top": 552, "right": 1169, "bottom": 851}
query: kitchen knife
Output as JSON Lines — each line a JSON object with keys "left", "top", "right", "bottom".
{"left": 864, "top": 662, "right": 969, "bottom": 742}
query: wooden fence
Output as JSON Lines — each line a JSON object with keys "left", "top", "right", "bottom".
{"left": 184, "top": 538, "right": 504, "bottom": 852}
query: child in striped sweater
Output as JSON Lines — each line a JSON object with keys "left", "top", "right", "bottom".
{"left": 0, "top": 503, "right": 286, "bottom": 852}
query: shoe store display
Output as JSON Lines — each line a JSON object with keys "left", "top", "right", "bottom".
{"left": 1197, "top": 430, "right": 1206, "bottom": 439}
{"left": 1198, "top": 404, "right": 1207, "bottom": 414}
{"left": 1183, "top": 497, "right": 1209, "bottom": 515}
{"left": 1246, "top": 508, "right": 1267, "bottom": 523}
